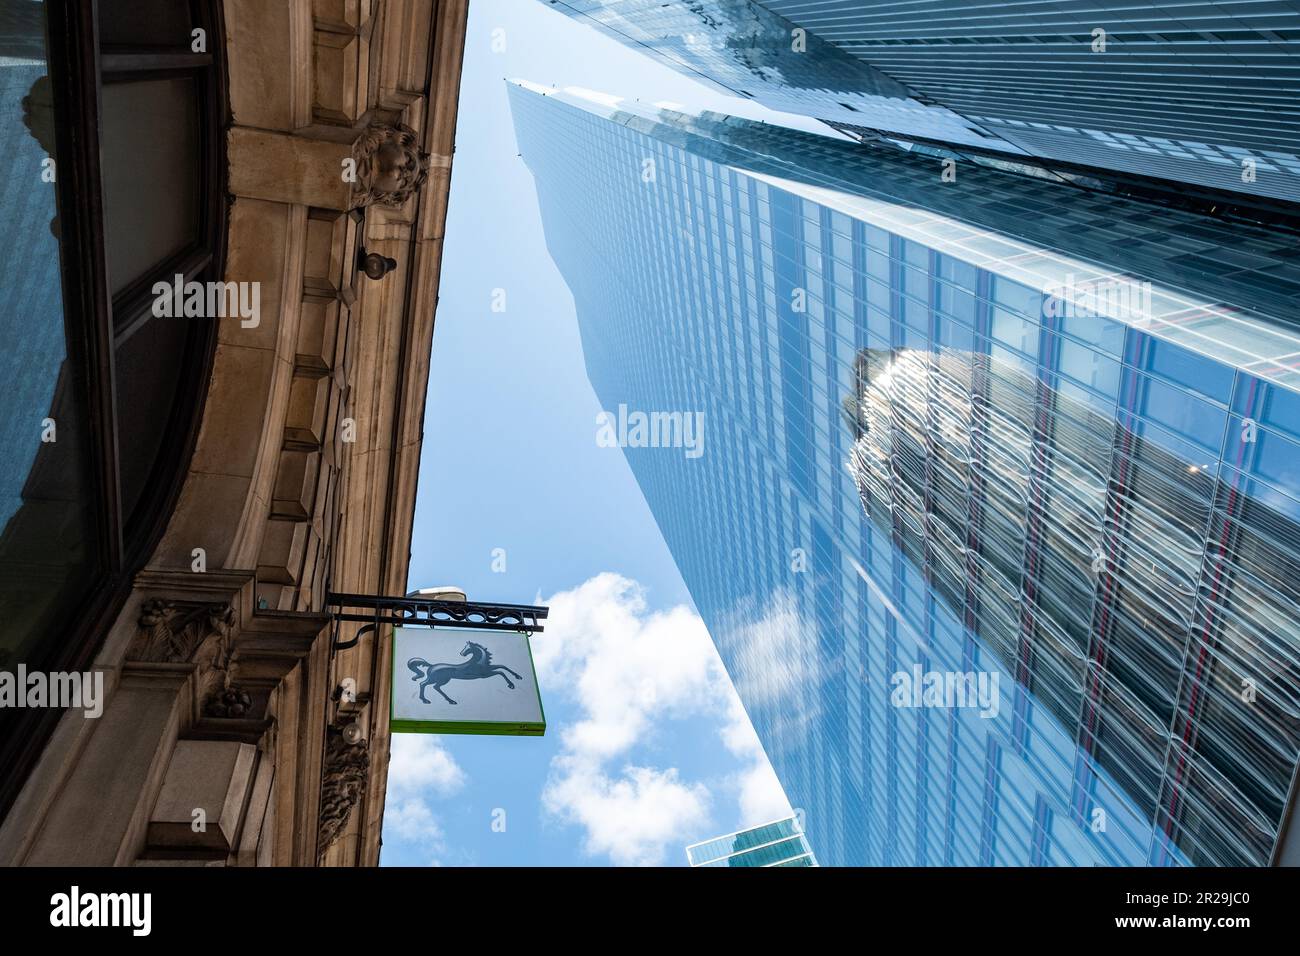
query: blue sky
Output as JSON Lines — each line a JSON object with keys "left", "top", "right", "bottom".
{"left": 378, "top": 0, "right": 810, "bottom": 867}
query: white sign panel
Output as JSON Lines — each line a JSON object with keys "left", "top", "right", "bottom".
{"left": 391, "top": 628, "right": 545, "bottom": 736}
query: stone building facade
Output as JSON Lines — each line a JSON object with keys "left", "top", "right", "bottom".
{"left": 0, "top": 0, "right": 468, "bottom": 866}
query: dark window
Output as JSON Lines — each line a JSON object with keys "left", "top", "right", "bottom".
{"left": 0, "top": 0, "right": 226, "bottom": 818}
{"left": 98, "top": 0, "right": 194, "bottom": 49}
{"left": 101, "top": 78, "right": 201, "bottom": 295}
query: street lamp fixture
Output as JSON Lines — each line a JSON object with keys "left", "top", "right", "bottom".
{"left": 358, "top": 248, "right": 399, "bottom": 280}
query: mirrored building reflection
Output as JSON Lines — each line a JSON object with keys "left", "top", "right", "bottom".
{"left": 539, "top": 0, "right": 1300, "bottom": 206}
{"left": 540, "top": 0, "right": 1027, "bottom": 151}
{"left": 755, "top": 0, "right": 1300, "bottom": 204}
{"left": 510, "top": 80, "right": 1300, "bottom": 866}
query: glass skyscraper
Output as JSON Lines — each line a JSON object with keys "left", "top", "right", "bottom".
{"left": 539, "top": 0, "right": 1300, "bottom": 204}
{"left": 510, "top": 80, "right": 1300, "bottom": 866}
{"left": 538, "top": 0, "right": 1032, "bottom": 152}
{"left": 755, "top": 0, "right": 1300, "bottom": 203}
{"left": 687, "top": 816, "right": 818, "bottom": 866}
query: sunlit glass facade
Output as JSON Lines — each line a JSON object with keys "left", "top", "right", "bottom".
{"left": 541, "top": 0, "right": 1300, "bottom": 205}
{"left": 542, "top": 0, "right": 1025, "bottom": 152}
{"left": 687, "top": 816, "right": 817, "bottom": 866}
{"left": 511, "top": 82, "right": 1300, "bottom": 867}
{"left": 755, "top": 0, "right": 1300, "bottom": 203}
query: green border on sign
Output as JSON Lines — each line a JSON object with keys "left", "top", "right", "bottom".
{"left": 390, "top": 626, "right": 546, "bottom": 737}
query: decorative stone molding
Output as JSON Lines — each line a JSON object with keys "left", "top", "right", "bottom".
{"left": 131, "top": 599, "right": 236, "bottom": 664}
{"left": 131, "top": 597, "right": 246, "bottom": 724}
{"left": 317, "top": 726, "right": 370, "bottom": 859}
{"left": 349, "top": 122, "right": 430, "bottom": 209}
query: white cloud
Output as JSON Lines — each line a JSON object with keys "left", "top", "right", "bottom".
{"left": 719, "top": 692, "right": 794, "bottom": 825}
{"left": 386, "top": 795, "right": 446, "bottom": 842}
{"left": 388, "top": 733, "right": 467, "bottom": 796}
{"left": 535, "top": 573, "right": 722, "bottom": 761}
{"left": 716, "top": 587, "right": 823, "bottom": 745}
{"left": 536, "top": 572, "right": 791, "bottom": 865}
{"left": 543, "top": 758, "right": 711, "bottom": 867}
{"left": 385, "top": 733, "right": 466, "bottom": 861}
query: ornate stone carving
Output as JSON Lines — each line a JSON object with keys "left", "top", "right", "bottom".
{"left": 350, "top": 122, "right": 430, "bottom": 208}
{"left": 205, "top": 684, "right": 254, "bottom": 719}
{"left": 132, "top": 599, "right": 236, "bottom": 664}
{"left": 317, "top": 727, "right": 370, "bottom": 858}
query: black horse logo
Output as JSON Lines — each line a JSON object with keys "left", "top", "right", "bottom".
{"left": 407, "top": 640, "right": 523, "bottom": 705}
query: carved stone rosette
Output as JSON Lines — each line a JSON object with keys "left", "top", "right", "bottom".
{"left": 317, "top": 726, "right": 370, "bottom": 859}
{"left": 349, "top": 122, "right": 431, "bottom": 209}
{"left": 205, "top": 685, "right": 254, "bottom": 719}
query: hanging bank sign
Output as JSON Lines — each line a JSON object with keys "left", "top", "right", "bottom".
{"left": 392, "top": 627, "right": 545, "bottom": 736}
{"left": 327, "top": 592, "right": 547, "bottom": 737}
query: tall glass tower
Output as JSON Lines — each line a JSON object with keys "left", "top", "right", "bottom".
{"left": 509, "top": 81, "right": 1300, "bottom": 866}
{"left": 537, "top": 0, "right": 1031, "bottom": 151}
{"left": 754, "top": 0, "right": 1300, "bottom": 202}
{"left": 539, "top": 0, "right": 1300, "bottom": 205}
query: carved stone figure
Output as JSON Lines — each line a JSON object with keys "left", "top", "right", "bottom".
{"left": 350, "top": 122, "right": 430, "bottom": 208}
{"left": 317, "top": 726, "right": 370, "bottom": 858}
{"left": 132, "top": 599, "right": 235, "bottom": 664}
